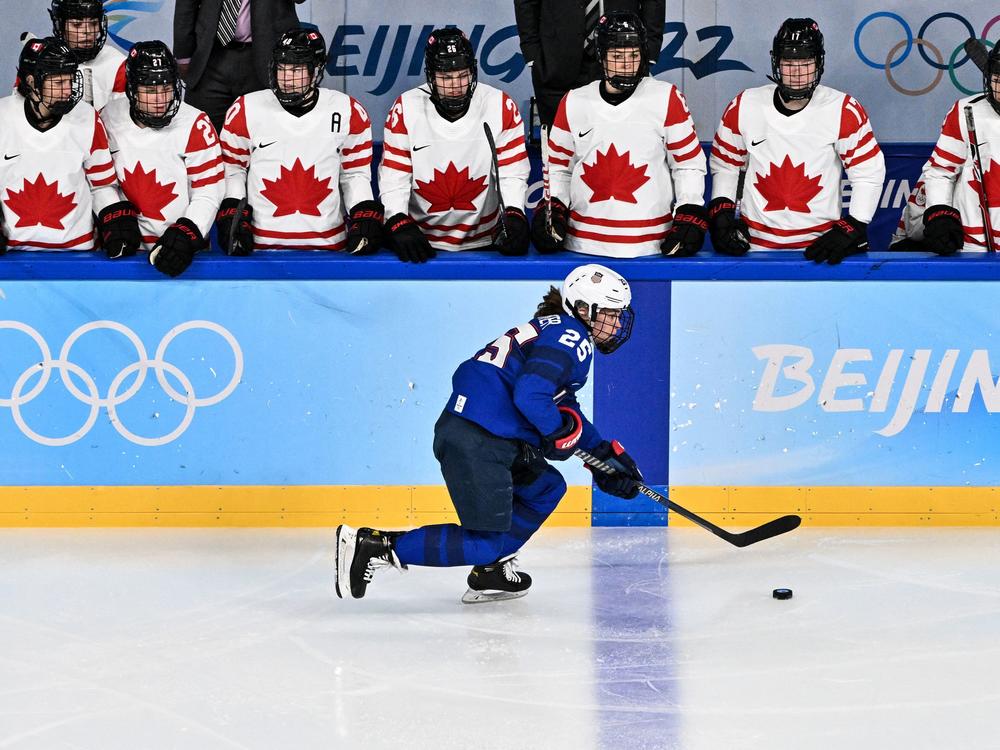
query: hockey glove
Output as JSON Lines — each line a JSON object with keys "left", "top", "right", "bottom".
{"left": 541, "top": 406, "right": 583, "bottom": 462}
{"left": 707, "top": 197, "right": 750, "bottom": 256}
{"left": 530, "top": 198, "right": 568, "bottom": 253}
{"left": 98, "top": 201, "right": 141, "bottom": 260}
{"left": 346, "top": 200, "right": 385, "bottom": 256}
{"left": 922, "top": 204, "right": 964, "bottom": 255}
{"left": 805, "top": 215, "right": 869, "bottom": 265}
{"left": 661, "top": 204, "right": 708, "bottom": 257}
{"left": 587, "top": 440, "right": 643, "bottom": 500}
{"left": 494, "top": 207, "right": 530, "bottom": 256}
{"left": 150, "top": 218, "right": 202, "bottom": 278}
{"left": 215, "top": 198, "right": 254, "bottom": 256}
{"left": 386, "top": 213, "right": 435, "bottom": 263}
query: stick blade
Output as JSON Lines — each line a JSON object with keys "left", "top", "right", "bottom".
{"left": 729, "top": 514, "right": 801, "bottom": 548}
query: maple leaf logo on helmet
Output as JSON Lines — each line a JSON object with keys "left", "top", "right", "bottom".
{"left": 753, "top": 155, "right": 822, "bottom": 213}
{"left": 5, "top": 174, "right": 77, "bottom": 229}
{"left": 122, "top": 163, "right": 177, "bottom": 221}
{"left": 580, "top": 145, "right": 650, "bottom": 204}
{"left": 415, "top": 163, "right": 487, "bottom": 213}
{"left": 260, "top": 159, "right": 332, "bottom": 217}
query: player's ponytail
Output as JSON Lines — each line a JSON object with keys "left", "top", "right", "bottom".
{"left": 535, "top": 286, "right": 563, "bottom": 317}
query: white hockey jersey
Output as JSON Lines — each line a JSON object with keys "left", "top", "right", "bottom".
{"left": 893, "top": 96, "right": 1000, "bottom": 252}
{"left": 710, "top": 84, "right": 885, "bottom": 250}
{"left": 0, "top": 95, "right": 121, "bottom": 251}
{"left": 547, "top": 77, "right": 706, "bottom": 258}
{"left": 220, "top": 89, "right": 374, "bottom": 251}
{"left": 378, "top": 83, "right": 529, "bottom": 251}
{"left": 102, "top": 98, "right": 224, "bottom": 248}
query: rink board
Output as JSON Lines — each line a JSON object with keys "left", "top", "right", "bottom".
{"left": 2, "top": 256, "right": 1000, "bottom": 525}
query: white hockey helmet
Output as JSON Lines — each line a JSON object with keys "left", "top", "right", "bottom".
{"left": 561, "top": 264, "right": 634, "bottom": 353}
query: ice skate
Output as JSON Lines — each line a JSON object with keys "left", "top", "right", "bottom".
{"left": 335, "top": 525, "right": 405, "bottom": 599}
{"left": 462, "top": 555, "right": 532, "bottom": 604}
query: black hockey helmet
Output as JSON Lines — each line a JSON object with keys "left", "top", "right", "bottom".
{"left": 985, "top": 44, "right": 1000, "bottom": 116}
{"left": 125, "top": 40, "right": 183, "bottom": 128}
{"left": 424, "top": 28, "right": 478, "bottom": 116}
{"left": 269, "top": 28, "right": 327, "bottom": 108}
{"left": 596, "top": 11, "right": 648, "bottom": 92}
{"left": 768, "top": 18, "right": 824, "bottom": 101}
{"left": 17, "top": 36, "right": 83, "bottom": 116}
{"left": 49, "top": 0, "right": 107, "bottom": 63}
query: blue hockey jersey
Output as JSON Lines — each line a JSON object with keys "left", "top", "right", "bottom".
{"left": 446, "top": 313, "right": 603, "bottom": 448}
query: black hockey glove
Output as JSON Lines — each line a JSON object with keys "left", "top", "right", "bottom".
{"left": 346, "top": 200, "right": 385, "bottom": 256}
{"left": 541, "top": 406, "right": 583, "bottom": 462}
{"left": 98, "top": 201, "right": 141, "bottom": 260}
{"left": 215, "top": 198, "right": 254, "bottom": 256}
{"left": 922, "top": 204, "right": 964, "bottom": 255}
{"left": 386, "top": 213, "right": 435, "bottom": 263}
{"left": 150, "top": 218, "right": 202, "bottom": 278}
{"left": 660, "top": 204, "right": 708, "bottom": 257}
{"left": 587, "top": 440, "right": 643, "bottom": 500}
{"left": 805, "top": 215, "right": 869, "bottom": 265}
{"left": 530, "top": 198, "right": 568, "bottom": 254}
{"left": 494, "top": 207, "right": 530, "bottom": 256}
{"left": 707, "top": 197, "right": 750, "bottom": 256}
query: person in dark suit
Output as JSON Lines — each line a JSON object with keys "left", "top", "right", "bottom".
{"left": 173, "top": 0, "right": 305, "bottom": 133}
{"left": 514, "top": 0, "right": 664, "bottom": 127}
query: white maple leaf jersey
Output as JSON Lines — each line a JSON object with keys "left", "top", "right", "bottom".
{"left": 710, "top": 84, "right": 885, "bottom": 250}
{"left": 220, "top": 89, "right": 374, "bottom": 251}
{"left": 102, "top": 98, "right": 224, "bottom": 248}
{"left": 893, "top": 96, "right": 1000, "bottom": 252}
{"left": 378, "top": 83, "right": 529, "bottom": 251}
{"left": 547, "top": 77, "right": 706, "bottom": 258}
{"left": 0, "top": 95, "right": 121, "bottom": 251}
{"left": 13, "top": 39, "right": 125, "bottom": 111}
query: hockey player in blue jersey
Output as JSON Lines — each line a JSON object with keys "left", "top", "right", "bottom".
{"left": 335, "top": 263, "right": 644, "bottom": 603}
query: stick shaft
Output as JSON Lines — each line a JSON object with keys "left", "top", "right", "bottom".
{"left": 965, "top": 105, "right": 995, "bottom": 253}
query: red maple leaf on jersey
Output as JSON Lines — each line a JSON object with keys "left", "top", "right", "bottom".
{"left": 122, "top": 163, "right": 177, "bottom": 221}
{"left": 754, "top": 156, "right": 823, "bottom": 213}
{"left": 4, "top": 174, "right": 77, "bottom": 229}
{"left": 260, "top": 159, "right": 332, "bottom": 217}
{"left": 580, "top": 145, "right": 650, "bottom": 204}
{"left": 968, "top": 159, "right": 1000, "bottom": 208}
{"left": 414, "top": 163, "right": 488, "bottom": 213}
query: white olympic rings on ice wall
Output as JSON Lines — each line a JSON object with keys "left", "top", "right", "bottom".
{"left": 0, "top": 320, "right": 243, "bottom": 447}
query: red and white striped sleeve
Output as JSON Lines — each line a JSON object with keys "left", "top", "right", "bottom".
{"left": 547, "top": 93, "right": 575, "bottom": 205}
{"left": 85, "top": 111, "right": 122, "bottom": 213}
{"left": 182, "top": 112, "right": 225, "bottom": 237}
{"left": 709, "top": 92, "right": 746, "bottom": 201}
{"left": 663, "top": 86, "right": 706, "bottom": 207}
{"left": 220, "top": 96, "right": 251, "bottom": 201}
{"left": 836, "top": 95, "right": 885, "bottom": 222}
{"left": 496, "top": 93, "right": 529, "bottom": 211}
{"left": 923, "top": 101, "right": 966, "bottom": 209}
{"left": 377, "top": 95, "right": 413, "bottom": 217}
{"left": 340, "top": 97, "right": 375, "bottom": 212}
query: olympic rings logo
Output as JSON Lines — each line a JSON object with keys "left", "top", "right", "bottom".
{"left": 855, "top": 12, "right": 998, "bottom": 96}
{"left": 0, "top": 320, "right": 243, "bottom": 447}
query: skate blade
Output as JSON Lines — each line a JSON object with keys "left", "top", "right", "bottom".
{"left": 334, "top": 524, "right": 354, "bottom": 599}
{"left": 461, "top": 588, "right": 529, "bottom": 604}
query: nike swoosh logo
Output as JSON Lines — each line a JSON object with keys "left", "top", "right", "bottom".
{"left": 413, "top": 144, "right": 431, "bottom": 151}
{"left": 258, "top": 141, "right": 276, "bottom": 149}
{"left": 3, "top": 154, "right": 19, "bottom": 160}
{"left": 578, "top": 129, "right": 592, "bottom": 138}
{"left": 751, "top": 139, "right": 766, "bottom": 146}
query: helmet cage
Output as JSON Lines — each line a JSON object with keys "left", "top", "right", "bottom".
{"left": 126, "top": 42, "right": 183, "bottom": 128}
{"left": 769, "top": 19, "right": 825, "bottom": 101}
{"left": 49, "top": 0, "right": 107, "bottom": 62}
{"left": 561, "top": 264, "right": 635, "bottom": 354}
{"left": 269, "top": 30, "right": 327, "bottom": 108}
{"left": 19, "top": 38, "right": 83, "bottom": 116}
{"left": 596, "top": 12, "right": 648, "bottom": 92}
{"left": 425, "top": 29, "right": 478, "bottom": 116}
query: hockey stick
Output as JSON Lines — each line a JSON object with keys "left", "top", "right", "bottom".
{"left": 483, "top": 122, "right": 509, "bottom": 246}
{"left": 964, "top": 105, "right": 996, "bottom": 253}
{"left": 227, "top": 195, "right": 249, "bottom": 255}
{"left": 965, "top": 37, "right": 989, "bottom": 73}
{"left": 733, "top": 161, "right": 747, "bottom": 221}
{"left": 540, "top": 123, "right": 553, "bottom": 235}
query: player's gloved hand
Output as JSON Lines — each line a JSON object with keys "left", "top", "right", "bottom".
{"left": 385, "top": 213, "right": 435, "bottom": 263}
{"left": 215, "top": 198, "right": 254, "bottom": 256}
{"left": 150, "top": 218, "right": 202, "bottom": 278}
{"left": 708, "top": 197, "right": 750, "bottom": 256}
{"left": 98, "top": 201, "right": 141, "bottom": 260}
{"left": 587, "top": 440, "right": 643, "bottom": 500}
{"left": 346, "top": 200, "right": 385, "bottom": 256}
{"left": 530, "top": 198, "right": 568, "bottom": 254}
{"left": 805, "top": 215, "right": 869, "bottom": 265}
{"left": 660, "top": 204, "right": 708, "bottom": 257}
{"left": 922, "top": 204, "right": 964, "bottom": 255}
{"left": 494, "top": 207, "right": 530, "bottom": 256}
{"left": 541, "top": 405, "right": 583, "bottom": 461}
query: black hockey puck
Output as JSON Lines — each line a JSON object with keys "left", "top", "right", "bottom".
{"left": 772, "top": 588, "right": 793, "bottom": 600}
